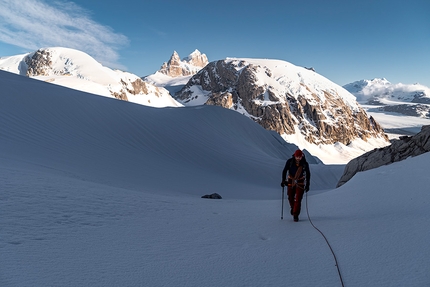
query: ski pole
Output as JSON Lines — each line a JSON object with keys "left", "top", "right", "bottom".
{"left": 281, "top": 186, "right": 285, "bottom": 220}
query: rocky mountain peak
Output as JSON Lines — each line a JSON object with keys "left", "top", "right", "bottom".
{"left": 158, "top": 50, "right": 208, "bottom": 77}
{"left": 174, "top": 58, "right": 389, "bottom": 147}
{"left": 170, "top": 51, "right": 181, "bottom": 64}
{"left": 184, "top": 49, "right": 208, "bottom": 68}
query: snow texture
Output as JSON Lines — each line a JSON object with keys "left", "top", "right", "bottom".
{"left": 0, "top": 47, "right": 182, "bottom": 108}
{"left": 1, "top": 70, "right": 430, "bottom": 287}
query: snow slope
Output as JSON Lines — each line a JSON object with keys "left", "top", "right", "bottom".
{"left": 174, "top": 57, "right": 361, "bottom": 116}
{"left": 0, "top": 47, "right": 182, "bottom": 108}
{"left": 169, "top": 57, "right": 390, "bottom": 164}
{"left": 226, "top": 58, "right": 361, "bottom": 111}
{"left": 143, "top": 71, "right": 192, "bottom": 96}
{"left": 1, "top": 70, "right": 430, "bottom": 286}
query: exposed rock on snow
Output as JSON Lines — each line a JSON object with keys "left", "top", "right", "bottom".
{"left": 158, "top": 50, "right": 208, "bottom": 77}
{"left": 337, "top": 125, "right": 430, "bottom": 187}
{"left": 0, "top": 47, "right": 182, "bottom": 108}
{"left": 175, "top": 58, "right": 388, "bottom": 146}
{"left": 201, "top": 193, "right": 223, "bottom": 199}
{"left": 377, "top": 104, "right": 430, "bottom": 118}
{"left": 26, "top": 49, "right": 53, "bottom": 76}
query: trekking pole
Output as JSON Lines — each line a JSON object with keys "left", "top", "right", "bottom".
{"left": 281, "top": 186, "right": 285, "bottom": 220}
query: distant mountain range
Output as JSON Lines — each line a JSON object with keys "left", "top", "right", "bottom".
{"left": 4, "top": 47, "right": 429, "bottom": 162}
{"left": 343, "top": 78, "right": 430, "bottom": 118}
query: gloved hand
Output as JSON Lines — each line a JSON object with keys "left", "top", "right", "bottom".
{"left": 281, "top": 181, "right": 286, "bottom": 187}
{"left": 305, "top": 185, "right": 310, "bottom": 192}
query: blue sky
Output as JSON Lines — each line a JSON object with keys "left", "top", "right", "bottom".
{"left": 0, "top": 0, "right": 429, "bottom": 86}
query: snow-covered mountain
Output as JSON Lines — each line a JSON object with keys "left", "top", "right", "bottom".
{"left": 173, "top": 58, "right": 389, "bottom": 162}
{"left": 158, "top": 49, "right": 208, "bottom": 77}
{"left": 9, "top": 47, "right": 430, "bottom": 163}
{"left": 0, "top": 69, "right": 335, "bottom": 197}
{"left": 0, "top": 47, "right": 182, "bottom": 108}
{"left": 2, "top": 47, "right": 391, "bottom": 163}
{"left": 1, "top": 65, "right": 430, "bottom": 287}
{"left": 143, "top": 50, "right": 208, "bottom": 96}
{"left": 344, "top": 78, "right": 430, "bottom": 119}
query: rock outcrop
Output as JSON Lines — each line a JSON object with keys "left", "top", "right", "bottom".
{"left": 112, "top": 78, "right": 157, "bottom": 101}
{"left": 0, "top": 47, "right": 181, "bottom": 108}
{"left": 337, "top": 125, "right": 430, "bottom": 187}
{"left": 159, "top": 50, "right": 208, "bottom": 77}
{"left": 175, "top": 58, "right": 388, "bottom": 146}
{"left": 377, "top": 104, "right": 430, "bottom": 118}
{"left": 26, "top": 49, "right": 53, "bottom": 76}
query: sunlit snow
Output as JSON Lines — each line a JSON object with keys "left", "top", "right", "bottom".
{"left": 1, "top": 70, "right": 430, "bottom": 287}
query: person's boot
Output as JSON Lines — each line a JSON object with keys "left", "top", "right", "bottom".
{"left": 294, "top": 215, "right": 299, "bottom": 222}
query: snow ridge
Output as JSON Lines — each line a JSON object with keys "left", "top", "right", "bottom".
{"left": 0, "top": 47, "right": 182, "bottom": 108}
{"left": 1, "top": 66, "right": 430, "bottom": 287}
{"left": 174, "top": 58, "right": 389, "bottom": 163}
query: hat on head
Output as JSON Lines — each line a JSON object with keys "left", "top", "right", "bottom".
{"left": 294, "top": 149, "right": 303, "bottom": 157}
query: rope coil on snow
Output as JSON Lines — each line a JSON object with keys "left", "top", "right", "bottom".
{"left": 305, "top": 192, "right": 345, "bottom": 287}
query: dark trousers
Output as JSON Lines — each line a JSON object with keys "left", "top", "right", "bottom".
{"left": 287, "top": 185, "right": 305, "bottom": 216}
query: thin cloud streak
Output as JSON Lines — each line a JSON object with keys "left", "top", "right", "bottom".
{"left": 0, "top": 0, "right": 128, "bottom": 69}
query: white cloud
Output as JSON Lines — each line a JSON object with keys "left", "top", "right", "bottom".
{"left": 360, "top": 82, "right": 430, "bottom": 98}
{"left": 0, "top": 0, "right": 128, "bottom": 69}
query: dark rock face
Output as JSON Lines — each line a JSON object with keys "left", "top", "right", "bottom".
{"left": 26, "top": 49, "right": 53, "bottom": 76}
{"left": 201, "top": 193, "right": 222, "bottom": 199}
{"left": 337, "top": 125, "right": 430, "bottom": 187}
{"left": 377, "top": 104, "right": 430, "bottom": 118}
{"left": 175, "top": 59, "right": 388, "bottom": 146}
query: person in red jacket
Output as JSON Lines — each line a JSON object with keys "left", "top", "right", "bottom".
{"left": 281, "top": 149, "right": 311, "bottom": 222}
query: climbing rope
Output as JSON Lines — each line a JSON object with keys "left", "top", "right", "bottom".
{"left": 305, "top": 191, "right": 345, "bottom": 287}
